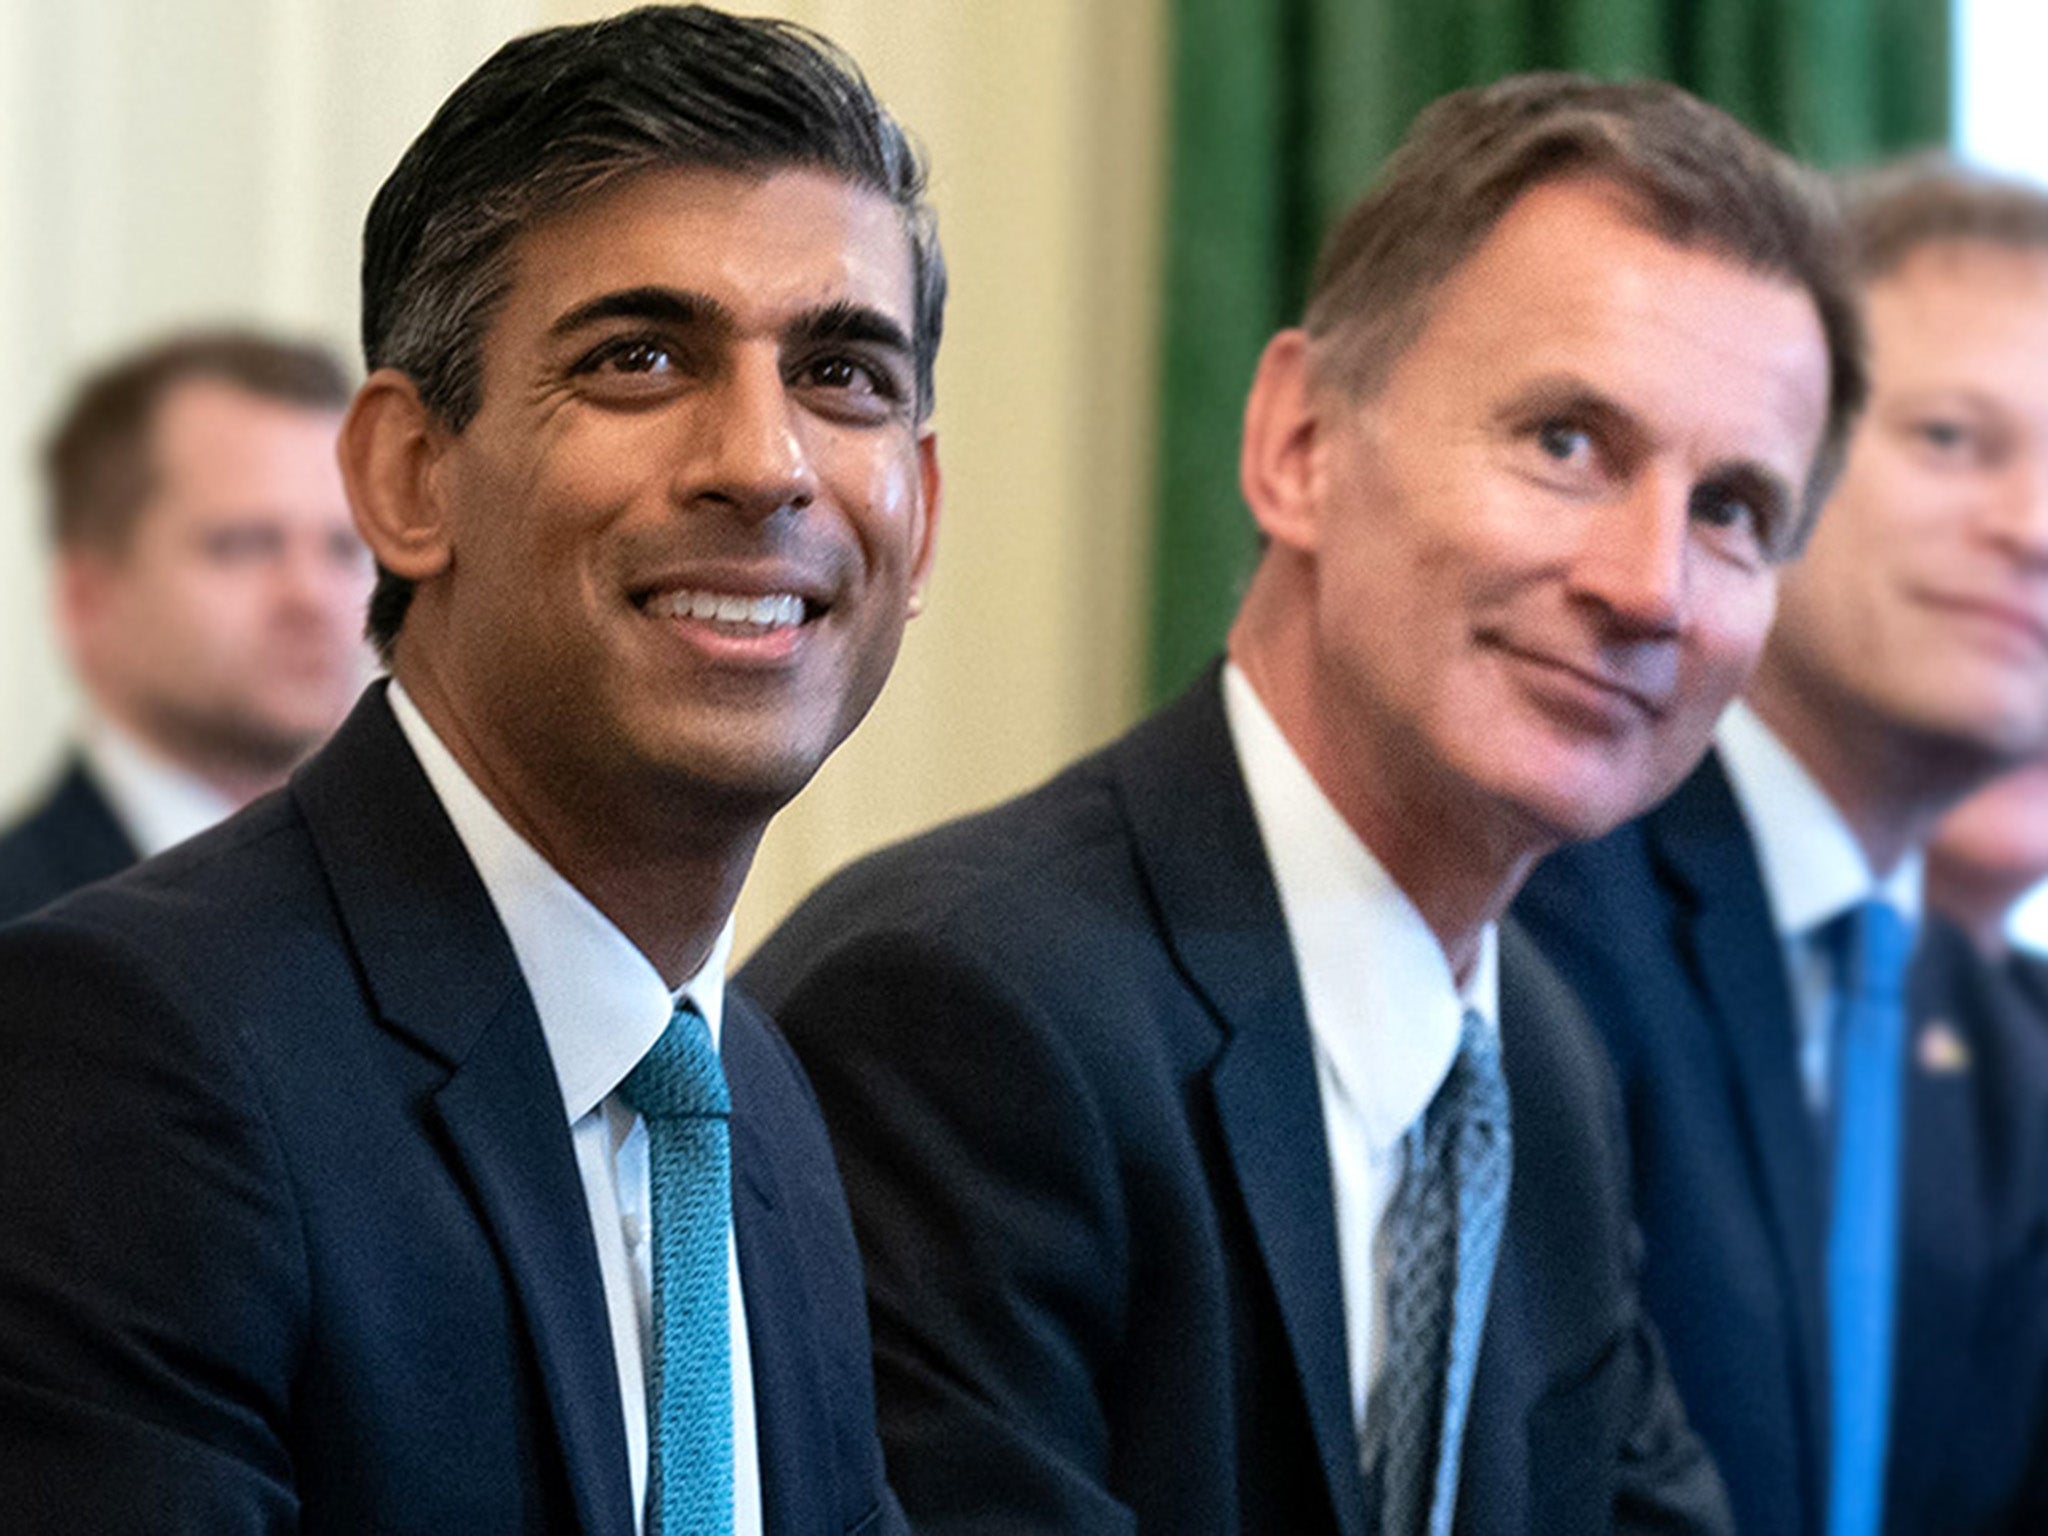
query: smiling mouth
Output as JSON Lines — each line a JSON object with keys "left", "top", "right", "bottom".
{"left": 1918, "top": 592, "right": 2048, "bottom": 653}
{"left": 638, "top": 586, "right": 821, "bottom": 634}
{"left": 1490, "top": 641, "right": 1669, "bottom": 720}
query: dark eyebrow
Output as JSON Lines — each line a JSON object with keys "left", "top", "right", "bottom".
{"left": 788, "top": 300, "right": 914, "bottom": 359}
{"left": 1504, "top": 374, "right": 1801, "bottom": 546}
{"left": 547, "top": 287, "right": 731, "bottom": 340}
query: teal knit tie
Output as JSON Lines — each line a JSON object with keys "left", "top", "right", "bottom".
{"left": 618, "top": 1000, "right": 733, "bottom": 1536}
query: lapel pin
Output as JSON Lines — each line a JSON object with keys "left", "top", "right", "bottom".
{"left": 1916, "top": 1018, "right": 1972, "bottom": 1075}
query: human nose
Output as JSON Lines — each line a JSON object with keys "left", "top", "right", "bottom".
{"left": 1981, "top": 452, "right": 2048, "bottom": 571}
{"left": 682, "top": 348, "right": 819, "bottom": 521}
{"left": 1568, "top": 474, "right": 1688, "bottom": 637}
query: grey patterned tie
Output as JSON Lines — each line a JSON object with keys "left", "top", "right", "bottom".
{"left": 1369, "top": 1007, "right": 1513, "bottom": 1536}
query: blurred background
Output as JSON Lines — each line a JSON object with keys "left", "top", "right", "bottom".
{"left": 0, "top": 0, "right": 2040, "bottom": 952}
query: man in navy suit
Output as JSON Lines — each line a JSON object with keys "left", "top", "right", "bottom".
{"left": 0, "top": 331, "right": 370, "bottom": 923}
{"left": 743, "top": 77, "right": 1860, "bottom": 1534}
{"left": 0, "top": 8, "right": 940, "bottom": 1533}
{"left": 1518, "top": 160, "right": 2048, "bottom": 1536}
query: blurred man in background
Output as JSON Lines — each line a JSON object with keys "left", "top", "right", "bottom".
{"left": 0, "top": 330, "right": 371, "bottom": 921}
{"left": 1519, "top": 158, "right": 2048, "bottom": 1536}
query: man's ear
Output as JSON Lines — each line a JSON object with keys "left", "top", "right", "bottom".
{"left": 906, "top": 427, "right": 942, "bottom": 616}
{"left": 340, "top": 369, "right": 455, "bottom": 583}
{"left": 1239, "top": 329, "right": 1328, "bottom": 555}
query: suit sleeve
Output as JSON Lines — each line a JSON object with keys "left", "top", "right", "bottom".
{"left": 752, "top": 929, "right": 1141, "bottom": 1536}
{"left": 0, "top": 916, "right": 306, "bottom": 1534}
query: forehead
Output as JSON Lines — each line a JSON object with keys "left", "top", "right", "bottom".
{"left": 493, "top": 165, "right": 917, "bottom": 342}
{"left": 1368, "top": 179, "right": 1829, "bottom": 459}
{"left": 1866, "top": 241, "right": 2048, "bottom": 400}
{"left": 145, "top": 380, "right": 345, "bottom": 514}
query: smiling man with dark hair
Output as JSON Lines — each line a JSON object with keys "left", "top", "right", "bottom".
{"left": 0, "top": 8, "right": 936, "bottom": 1533}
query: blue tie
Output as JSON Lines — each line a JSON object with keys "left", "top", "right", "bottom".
{"left": 1372, "top": 1007, "right": 1513, "bottom": 1536}
{"left": 1824, "top": 901, "right": 1910, "bottom": 1536}
{"left": 618, "top": 1001, "right": 734, "bottom": 1536}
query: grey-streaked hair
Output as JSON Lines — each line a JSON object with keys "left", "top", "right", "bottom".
{"left": 1302, "top": 73, "right": 1865, "bottom": 555}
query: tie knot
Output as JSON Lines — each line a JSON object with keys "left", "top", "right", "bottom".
{"left": 619, "top": 1001, "right": 729, "bottom": 1120}
{"left": 1831, "top": 900, "right": 1912, "bottom": 1006}
{"left": 1444, "top": 1007, "right": 1508, "bottom": 1126}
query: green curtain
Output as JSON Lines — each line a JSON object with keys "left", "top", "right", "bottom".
{"left": 1148, "top": 0, "right": 1951, "bottom": 704}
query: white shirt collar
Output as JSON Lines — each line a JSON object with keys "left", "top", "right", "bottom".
{"left": 386, "top": 681, "right": 731, "bottom": 1123}
{"left": 1716, "top": 700, "right": 1922, "bottom": 939}
{"left": 1223, "top": 663, "right": 1498, "bottom": 1154}
{"left": 77, "top": 709, "right": 239, "bottom": 858}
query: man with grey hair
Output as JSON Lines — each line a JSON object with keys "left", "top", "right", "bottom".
{"left": 744, "top": 73, "right": 1857, "bottom": 1535}
{"left": 0, "top": 330, "right": 371, "bottom": 923}
{"left": 0, "top": 8, "right": 937, "bottom": 1532}
{"left": 1519, "top": 158, "right": 2048, "bottom": 1536}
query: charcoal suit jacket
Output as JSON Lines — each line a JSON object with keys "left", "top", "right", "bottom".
{"left": 742, "top": 668, "right": 1729, "bottom": 1536}
{"left": 0, "top": 757, "right": 137, "bottom": 923}
{"left": 0, "top": 685, "right": 902, "bottom": 1536}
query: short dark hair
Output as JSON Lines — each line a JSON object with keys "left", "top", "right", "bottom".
{"left": 44, "top": 329, "right": 352, "bottom": 555}
{"left": 1303, "top": 73, "right": 1865, "bottom": 559}
{"left": 1844, "top": 151, "right": 2048, "bottom": 281}
{"left": 359, "top": 4, "right": 947, "bottom": 655}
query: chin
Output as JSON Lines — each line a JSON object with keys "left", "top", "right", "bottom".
{"left": 1477, "top": 743, "right": 1663, "bottom": 851}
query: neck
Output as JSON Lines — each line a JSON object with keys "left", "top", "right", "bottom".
{"left": 96, "top": 701, "right": 296, "bottom": 810}
{"left": 394, "top": 666, "right": 763, "bottom": 990}
{"left": 1742, "top": 668, "right": 1979, "bottom": 880}
{"left": 1229, "top": 582, "right": 1528, "bottom": 986}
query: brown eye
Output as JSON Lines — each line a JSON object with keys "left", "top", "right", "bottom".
{"left": 602, "top": 340, "right": 674, "bottom": 375}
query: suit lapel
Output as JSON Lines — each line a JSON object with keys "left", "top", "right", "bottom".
{"left": 1648, "top": 756, "right": 1830, "bottom": 1475}
{"left": 1887, "top": 918, "right": 1993, "bottom": 1518}
{"left": 293, "top": 687, "right": 635, "bottom": 1536}
{"left": 1114, "top": 671, "right": 1370, "bottom": 1536}
{"left": 724, "top": 997, "right": 834, "bottom": 1536}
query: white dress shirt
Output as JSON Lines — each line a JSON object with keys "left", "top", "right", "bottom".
{"left": 389, "top": 682, "right": 762, "bottom": 1536}
{"left": 1222, "top": 664, "right": 1502, "bottom": 1458}
{"left": 1716, "top": 702, "right": 1921, "bottom": 1113}
{"left": 78, "top": 710, "right": 238, "bottom": 857}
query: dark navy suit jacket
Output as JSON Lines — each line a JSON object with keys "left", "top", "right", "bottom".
{"left": 742, "top": 670, "right": 1730, "bottom": 1535}
{"left": 0, "top": 757, "right": 137, "bottom": 923}
{"left": 0, "top": 686, "right": 901, "bottom": 1536}
{"left": 1517, "top": 752, "right": 2048, "bottom": 1536}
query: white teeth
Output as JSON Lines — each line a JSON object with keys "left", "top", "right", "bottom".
{"left": 651, "top": 588, "right": 806, "bottom": 630}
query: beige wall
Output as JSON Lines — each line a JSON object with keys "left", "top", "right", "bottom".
{"left": 0, "top": 0, "right": 1165, "bottom": 953}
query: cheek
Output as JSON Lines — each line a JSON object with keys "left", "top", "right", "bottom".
{"left": 827, "top": 441, "right": 923, "bottom": 559}
{"left": 1685, "top": 573, "right": 1778, "bottom": 703}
